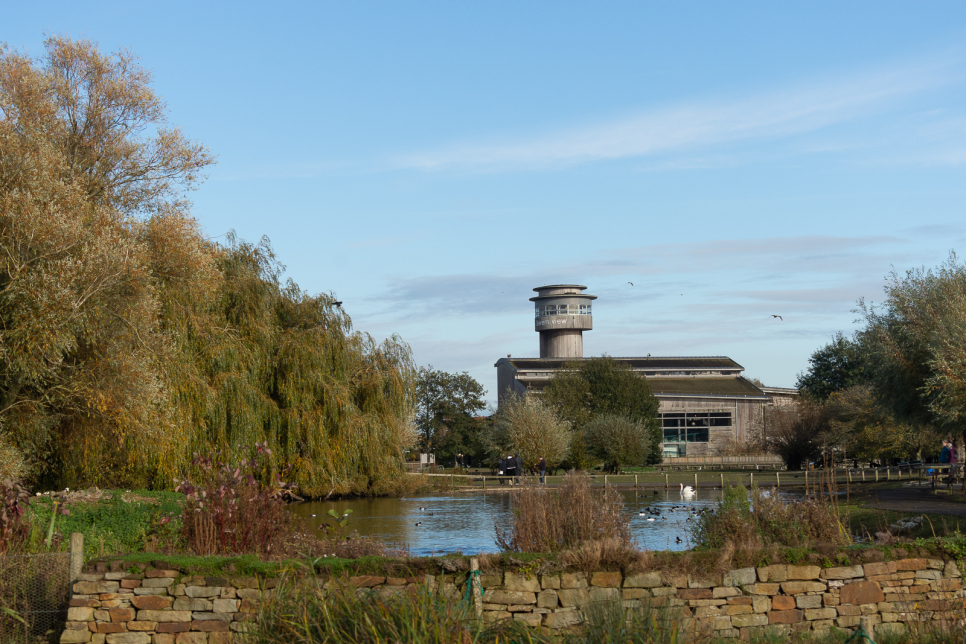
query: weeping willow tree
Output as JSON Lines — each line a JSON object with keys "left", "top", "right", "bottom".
{"left": 0, "top": 36, "right": 416, "bottom": 495}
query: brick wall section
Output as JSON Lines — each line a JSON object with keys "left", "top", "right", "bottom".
{"left": 60, "top": 557, "right": 965, "bottom": 642}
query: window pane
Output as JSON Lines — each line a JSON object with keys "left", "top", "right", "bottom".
{"left": 710, "top": 417, "right": 732, "bottom": 427}
{"left": 663, "top": 428, "right": 680, "bottom": 442}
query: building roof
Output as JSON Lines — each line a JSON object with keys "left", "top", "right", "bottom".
{"left": 647, "top": 377, "right": 767, "bottom": 398}
{"left": 503, "top": 356, "right": 744, "bottom": 371}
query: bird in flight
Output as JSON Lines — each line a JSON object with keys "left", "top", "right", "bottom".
{"left": 333, "top": 301, "right": 343, "bottom": 307}
{"left": 628, "top": 281, "right": 634, "bottom": 286}
{"left": 771, "top": 315, "right": 782, "bottom": 320}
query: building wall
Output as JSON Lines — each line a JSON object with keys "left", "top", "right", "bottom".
{"left": 657, "top": 397, "right": 766, "bottom": 457}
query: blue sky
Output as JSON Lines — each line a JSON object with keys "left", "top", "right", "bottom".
{"left": 8, "top": 3, "right": 966, "bottom": 403}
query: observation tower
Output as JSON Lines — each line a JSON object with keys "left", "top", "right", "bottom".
{"left": 530, "top": 284, "right": 597, "bottom": 358}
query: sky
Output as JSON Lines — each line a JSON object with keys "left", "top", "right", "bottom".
{"left": 8, "top": 3, "right": 966, "bottom": 404}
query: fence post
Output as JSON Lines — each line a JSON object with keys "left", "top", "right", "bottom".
{"left": 664, "top": 473, "right": 668, "bottom": 490}
{"left": 862, "top": 470, "right": 866, "bottom": 482}
{"left": 604, "top": 475, "right": 608, "bottom": 488}
{"left": 875, "top": 469, "right": 879, "bottom": 482}
{"left": 482, "top": 476, "right": 486, "bottom": 491}
{"left": 750, "top": 472, "right": 754, "bottom": 488}
{"left": 887, "top": 467, "right": 890, "bottom": 481}
{"left": 720, "top": 473, "right": 724, "bottom": 489}
{"left": 694, "top": 473, "right": 698, "bottom": 490}
{"left": 70, "top": 532, "right": 84, "bottom": 584}
{"left": 776, "top": 472, "right": 780, "bottom": 488}
{"left": 469, "top": 557, "right": 483, "bottom": 618}
{"left": 635, "top": 474, "right": 638, "bottom": 489}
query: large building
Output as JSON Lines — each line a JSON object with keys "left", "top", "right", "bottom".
{"left": 495, "top": 285, "right": 796, "bottom": 457}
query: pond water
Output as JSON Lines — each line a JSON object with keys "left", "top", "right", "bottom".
{"left": 289, "top": 488, "right": 734, "bottom": 557}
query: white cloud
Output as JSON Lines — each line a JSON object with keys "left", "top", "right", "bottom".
{"left": 396, "top": 58, "right": 958, "bottom": 172}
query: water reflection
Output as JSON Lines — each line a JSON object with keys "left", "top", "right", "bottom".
{"left": 289, "top": 488, "right": 729, "bottom": 557}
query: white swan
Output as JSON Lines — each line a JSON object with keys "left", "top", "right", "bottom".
{"left": 680, "top": 483, "right": 696, "bottom": 496}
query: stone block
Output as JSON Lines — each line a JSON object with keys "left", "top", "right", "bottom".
{"left": 75, "top": 582, "right": 121, "bottom": 595}
{"left": 839, "top": 581, "right": 885, "bottom": 606}
{"left": 506, "top": 604, "right": 533, "bottom": 613}
{"left": 556, "top": 588, "right": 589, "bottom": 607}
{"left": 236, "top": 588, "right": 260, "bottom": 600}
{"left": 667, "top": 573, "right": 688, "bottom": 588}
{"left": 483, "top": 611, "right": 511, "bottom": 623}
{"left": 560, "top": 573, "right": 587, "bottom": 589}
{"left": 837, "top": 615, "right": 860, "bottom": 628}
{"left": 486, "top": 590, "right": 537, "bottom": 605}
{"left": 732, "top": 614, "right": 768, "bottom": 627}
{"left": 863, "top": 562, "right": 897, "bottom": 576}
{"left": 480, "top": 574, "right": 503, "bottom": 588}
{"left": 804, "top": 607, "right": 837, "bottom": 621}
{"left": 109, "top": 608, "right": 135, "bottom": 622}
{"left": 624, "top": 572, "right": 662, "bottom": 588}
{"left": 95, "top": 623, "right": 126, "bottom": 634}
{"left": 514, "top": 613, "right": 542, "bottom": 627}
{"left": 916, "top": 570, "right": 942, "bottom": 581}
{"left": 152, "top": 635, "right": 175, "bottom": 644}
{"left": 944, "top": 560, "right": 960, "bottom": 578}
{"left": 190, "top": 620, "right": 229, "bottom": 632}
{"left": 172, "top": 634, "right": 206, "bottom": 644}
{"left": 191, "top": 612, "right": 232, "bottom": 621}
{"left": 796, "top": 595, "right": 823, "bottom": 609}
{"left": 688, "top": 577, "right": 718, "bottom": 589}
{"left": 67, "top": 607, "right": 95, "bottom": 622}
{"left": 622, "top": 588, "right": 649, "bottom": 600}
{"left": 785, "top": 566, "right": 821, "bottom": 580}
{"left": 537, "top": 590, "right": 558, "bottom": 608}
{"left": 155, "top": 623, "right": 191, "bottom": 633}
{"left": 895, "top": 559, "right": 927, "bottom": 571}
{"left": 184, "top": 586, "right": 219, "bottom": 598}
{"left": 120, "top": 580, "right": 141, "bottom": 590}
{"left": 757, "top": 565, "right": 787, "bottom": 583}
{"left": 726, "top": 604, "right": 752, "bottom": 615}
{"left": 544, "top": 610, "right": 583, "bottom": 629}
{"left": 678, "top": 588, "right": 713, "bottom": 600}
{"left": 212, "top": 599, "right": 237, "bottom": 613}
{"left": 712, "top": 587, "right": 739, "bottom": 598}
{"left": 540, "top": 574, "right": 560, "bottom": 589}
{"left": 136, "top": 611, "right": 192, "bottom": 623}
{"left": 104, "top": 635, "right": 150, "bottom": 644}
{"left": 172, "top": 598, "right": 210, "bottom": 611}
{"left": 752, "top": 596, "right": 771, "bottom": 614}
{"left": 768, "top": 609, "right": 803, "bottom": 624}
{"left": 140, "top": 578, "right": 173, "bottom": 589}
{"left": 589, "top": 587, "right": 620, "bottom": 603}
{"left": 504, "top": 573, "right": 540, "bottom": 593}
{"left": 60, "top": 630, "right": 92, "bottom": 644}
{"left": 125, "top": 622, "right": 155, "bottom": 631}
{"left": 208, "top": 633, "right": 232, "bottom": 644}
{"left": 939, "top": 579, "right": 962, "bottom": 592}
{"left": 772, "top": 596, "right": 796, "bottom": 611}
{"left": 723, "top": 568, "right": 757, "bottom": 587}
{"left": 652, "top": 587, "right": 677, "bottom": 596}
{"left": 748, "top": 583, "right": 781, "bottom": 595}
{"left": 781, "top": 582, "right": 825, "bottom": 595}
{"left": 712, "top": 616, "right": 733, "bottom": 630}
{"left": 132, "top": 588, "right": 169, "bottom": 596}
{"left": 145, "top": 570, "right": 179, "bottom": 578}
{"left": 822, "top": 566, "right": 863, "bottom": 580}
{"left": 590, "top": 571, "right": 622, "bottom": 587}
{"left": 131, "top": 596, "right": 172, "bottom": 610}
{"left": 837, "top": 605, "right": 861, "bottom": 616}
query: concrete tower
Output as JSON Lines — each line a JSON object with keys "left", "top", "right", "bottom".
{"left": 530, "top": 285, "right": 597, "bottom": 358}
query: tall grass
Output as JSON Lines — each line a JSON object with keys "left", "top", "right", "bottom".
{"left": 495, "top": 471, "right": 631, "bottom": 553}
{"left": 691, "top": 485, "right": 846, "bottom": 551}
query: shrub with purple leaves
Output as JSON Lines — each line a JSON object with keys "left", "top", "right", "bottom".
{"left": 175, "top": 444, "right": 297, "bottom": 556}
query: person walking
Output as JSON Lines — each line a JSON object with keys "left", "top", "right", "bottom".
{"left": 498, "top": 456, "right": 507, "bottom": 486}
{"left": 505, "top": 454, "right": 516, "bottom": 485}
{"left": 950, "top": 440, "right": 961, "bottom": 487}
{"left": 539, "top": 456, "right": 547, "bottom": 484}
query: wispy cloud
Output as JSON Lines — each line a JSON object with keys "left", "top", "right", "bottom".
{"left": 396, "top": 58, "right": 958, "bottom": 172}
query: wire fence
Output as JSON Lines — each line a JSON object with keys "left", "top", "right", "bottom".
{"left": 0, "top": 551, "right": 72, "bottom": 644}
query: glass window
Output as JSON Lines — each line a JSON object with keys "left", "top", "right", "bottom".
{"left": 663, "top": 428, "right": 680, "bottom": 442}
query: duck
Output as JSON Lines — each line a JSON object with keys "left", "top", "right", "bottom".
{"left": 646, "top": 517, "right": 655, "bottom": 522}
{"left": 419, "top": 507, "right": 426, "bottom": 511}
{"left": 675, "top": 536, "right": 683, "bottom": 544}
{"left": 415, "top": 522, "right": 422, "bottom": 527}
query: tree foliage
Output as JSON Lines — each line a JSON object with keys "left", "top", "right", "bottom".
{"left": 0, "top": 37, "right": 416, "bottom": 495}
{"left": 487, "top": 396, "right": 571, "bottom": 473}
{"left": 795, "top": 332, "right": 865, "bottom": 402}
{"left": 414, "top": 366, "right": 486, "bottom": 465}
{"left": 543, "top": 357, "right": 661, "bottom": 466}
{"left": 583, "top": 414, "right": 652, "bottom": 473}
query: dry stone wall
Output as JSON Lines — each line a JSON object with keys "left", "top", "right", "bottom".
{"left": 60, "top": 556, "right": 966, "bottom": 642}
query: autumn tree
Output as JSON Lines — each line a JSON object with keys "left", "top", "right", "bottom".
{"left": 488, "top": 396, "right": 571, "bottom": 473}
{"left": 543, "top": 357, "right": 661, "bottom": 466}
{"left": 795, "top": 332, "right": 865, "bottom": 402}
{"left": 583, "top": 414, "right": 652, "bottom": 473}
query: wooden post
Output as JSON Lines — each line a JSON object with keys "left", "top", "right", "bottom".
{"left": 665, "top": 473, "right": 668, "bottom": 489}
{"left": 451, "top": 474, "right": 454, "bottom": 490}
{"left": 694, "top": 473, "right": 698, "bottom": 490}
{"left": 70, "top": 532, "right": 84, "bottom": 584}
{"left": 469, "top": 557, "right": 483, "bottom": 618}
{"left": 776, "top": 472, "right": 780, "bottom": 488}
{"left": 875, "top": 469, "right": 879, "bottom": 482}
{"left": 848, "top": 469, "right": 852, "bottom": 484}
{"left": 482, "top": 476, "right": 486, "bottom": 491}
{"left": 862, "top": 470, "right": 866, "bottom": 482}
{"left": 887, "top": 467, "right": 890, "bottom": 481}
{"left": 750, "top": 472, "right": 754, "bottom": 488}
{"left": 720, "top": 473, "right": 724, "bottom": 489}
{"left": 635, "top": 474, "right": 638, "bottom": 489}
{"left": 604, "top": 475, "right": 608, "bottom": 488}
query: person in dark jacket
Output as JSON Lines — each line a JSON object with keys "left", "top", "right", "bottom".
{"left": 505, "top": 454, "right": 516, "bottom": 485}
{"left": 498, "top": 457, "right": 506, "bottom": 485}
{"left": 538, "top": 457, "right": 547, "bottom": 484}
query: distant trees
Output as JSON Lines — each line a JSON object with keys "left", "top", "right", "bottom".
{"left": 0, "top": 37, "right": 417, "bottom": 495}
{"left": 543, "top": 357, "right": 661, "bottom": 467}
{"left": 414, "top": 366, "right": 487, "bottom": 466}
{"left": 583, "top": 414, "right": 653, "bottom": 474}
{"left": 795, "top": 332, "right": 865, "bottom": 402}
{"left": 489, "top": 396, "right": 571, "bottom": 473}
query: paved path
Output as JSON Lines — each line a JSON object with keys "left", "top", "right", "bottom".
{"left": 865, "top": 486, "right": 966, "bottom": 518}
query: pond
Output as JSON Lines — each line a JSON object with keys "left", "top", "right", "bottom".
{"left": 288, "top": 488, "right": 733, "bottom": 557}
